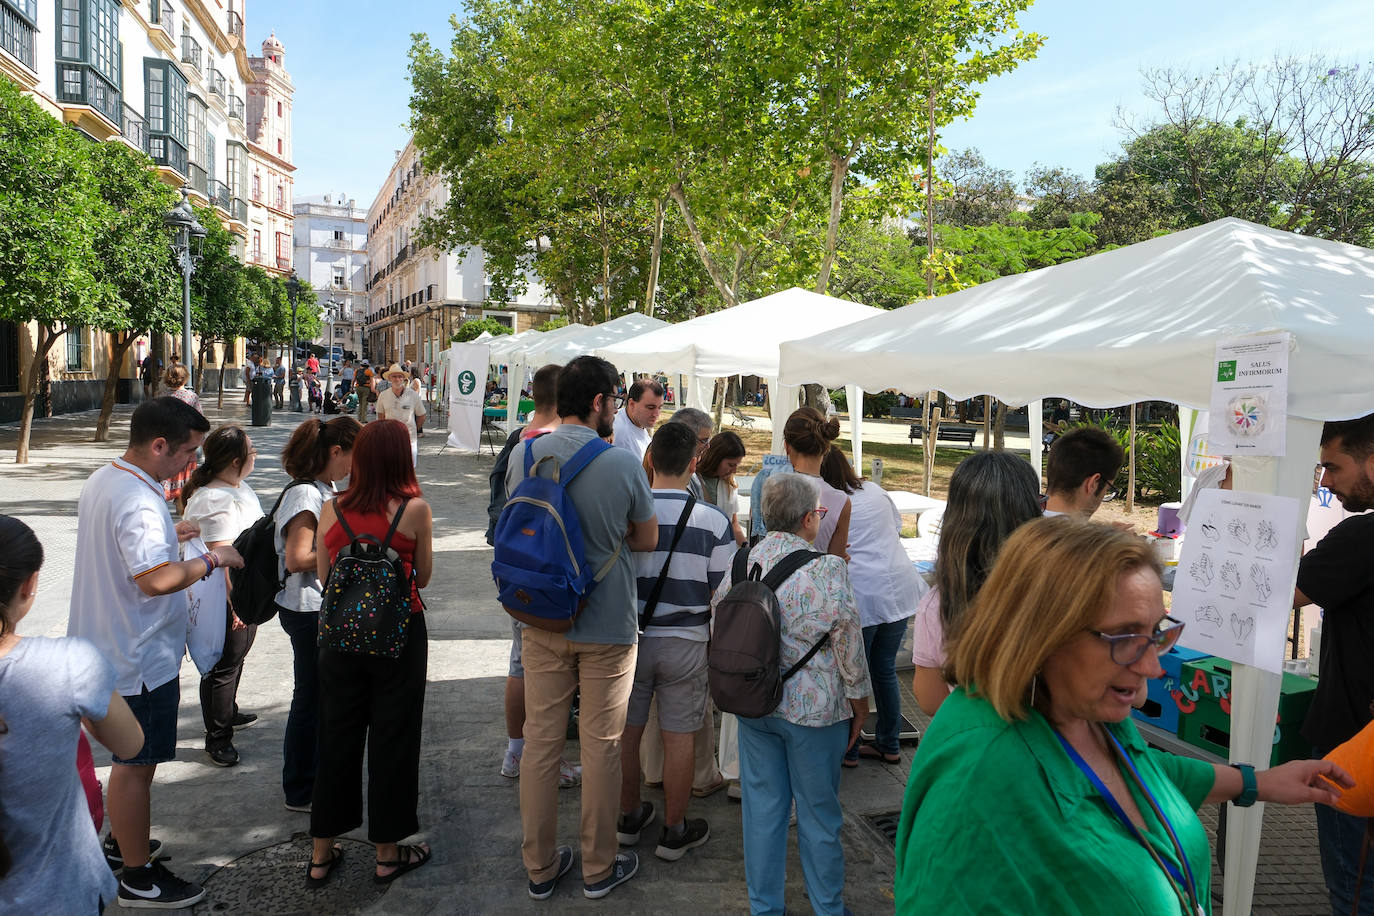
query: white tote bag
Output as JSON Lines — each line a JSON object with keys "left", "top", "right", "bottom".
{"left": 184, "top": 537, "right": 227, "bottom": 675}
{"left": 718, "top": 712, "right": 740, "bottom": 781}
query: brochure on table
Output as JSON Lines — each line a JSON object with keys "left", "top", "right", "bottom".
{"left": 1207, "top": 333, "right": 1290, "bottom": 457}
{"left": 1172, "top": 487, "right": 1301, "bottom": 675}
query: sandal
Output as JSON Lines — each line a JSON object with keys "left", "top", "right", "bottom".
{"left": 374, "top": 843, "right": 431, "bottom": 885}
{"left": 857, "top": 744, "right": 901, "bottom": 765}
{"left": 305, "top": 844, "right": 344, "bottom": 888}
{"left": 841, "top": 755, "right": 859, "bottom": 768}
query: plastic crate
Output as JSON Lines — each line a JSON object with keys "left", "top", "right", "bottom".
{"left": 1132, "top": 647, "right": 1211, "bottom": 734}
{"left": 1176, "top": 657, "right": 1317, "bottom": 765}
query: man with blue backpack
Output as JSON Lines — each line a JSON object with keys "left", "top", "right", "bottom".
{"left": 498, "top": 355, "right": 658, "bottom": 901}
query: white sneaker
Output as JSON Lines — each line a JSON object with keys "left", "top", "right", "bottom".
{"left": 559, "top": 758, "right": 582, "bottom": 788}
{"left": 727, "top": 781, "right": 742, "bottom": 801}
{"left": 501, "top": 749, "right": 521, "bottom": 779}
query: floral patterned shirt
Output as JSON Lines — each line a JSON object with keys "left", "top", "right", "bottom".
{"left": 712, "top": 531, "right": 871, "bottom": 727}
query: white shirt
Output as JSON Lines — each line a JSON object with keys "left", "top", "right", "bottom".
{"left": 182, "top": 482, "right": 263, "bottom": 544}
{"left": 341, "top": 366, "right": 355, "bottom": 382}
{"left": 843, "top": 481, "right": 928, "bottom": 627}
{"left": 612, "top": 407, "right": 652, "bottom": 462}
{"left": 67, "top": 459, "right": 185, "bottom": 695}
{"left": 273, "top": 479, "right": 334, "bottom": 613}
{"left": 376, "top": 385, "right": 427, "bottom": 440}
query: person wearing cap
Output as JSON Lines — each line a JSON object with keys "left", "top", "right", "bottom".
{"left": 376, "top": 363, "right": 427, "bottom": 465}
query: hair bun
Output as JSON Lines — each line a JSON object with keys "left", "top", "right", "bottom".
{"left": 820, "top": 416, "right": 840, "bottom": 441}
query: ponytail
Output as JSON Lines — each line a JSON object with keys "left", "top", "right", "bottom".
{"left": 281, "top": 415, "right": 362, "bottom": 480}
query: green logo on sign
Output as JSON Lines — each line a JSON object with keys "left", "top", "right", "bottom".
{"left": 457, "top": 370, "right": 478, "bottom": 395}
{"left": 1216, "top": 360, "right": 1237, "bottom": 382}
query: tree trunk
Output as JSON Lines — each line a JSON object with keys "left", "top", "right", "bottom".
{"left": 815, "top": 151, "right": 851, "bottom": 296}
{"left": 669, "top": 182, "right": 738, "bottom": 308}
{"left": 925, "top": 87, "right": 937, "bottom": 299}
{"left": 14, "top": 324, "right": 64, "bottom": 464}
{"left": 803, "top": 383, "right": 828, "bottom": 412}
{"left": 981, "top": 395, "right": 992, "bottom": 449}
{"left": 1127, "top": 403, "right": 1137, "bottom": 513}
{"left": 216, "top": 343, "right": 229, "bottom": 409}
{"left": 993, "top": 400, "right": 1007, "bottom": 450}
{"left": 645, "top": 196, "right": 664, "bottom": 316}
{"left": 95, "top": 333, "right": 137, "bottom": 442}
{"left": 602, "top": 241, "right": 612, "bottom": 323}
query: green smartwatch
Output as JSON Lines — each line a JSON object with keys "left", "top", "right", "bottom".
{"left": 1231, "top": 764, "right": 1258, "bottom": 807}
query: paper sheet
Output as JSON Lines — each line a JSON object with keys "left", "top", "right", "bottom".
{"left": 1172, "top": 488, "right": 1301, "bottom": 674}
{"left": 1208, "top": 334, "right": 1290, "bottom": 457}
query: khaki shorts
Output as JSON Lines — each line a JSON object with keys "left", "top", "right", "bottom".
{"left": 627, "top": 636, "right": 708, "bottom": 732}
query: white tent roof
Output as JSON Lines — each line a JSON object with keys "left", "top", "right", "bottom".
{"left": 487, "top": 329, "right": 542, "bottom": 362}
{"left": 505, "top": 322, "right": 589, "bottom": 364}
{"left": 779, "top": 218, "right": 1374, "bottom": 421}
{"left": 521, "top": 313, "right": 670, "bottom": 367}
{"left": 596, "top": 287, "right": 885, "bottom": 377}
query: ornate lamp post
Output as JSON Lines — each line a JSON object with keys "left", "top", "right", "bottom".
{"left": 286, "top": 270, "right": 302, "bottom": 410}
{"left": 163, "top": 187, "right": 206, "bottom": 387}
{"left": 322, "top": 298, "right": 339, "bottom": 395}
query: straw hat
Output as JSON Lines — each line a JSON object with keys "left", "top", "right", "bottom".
{"left": 385, "top": 363, "right": 408, "bottom": 379}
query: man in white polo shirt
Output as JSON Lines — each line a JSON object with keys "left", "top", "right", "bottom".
{"left": 375, "top": 362, "right": 427, "bottom": 465}
{"left": 68, "top": 398, "right": 243, "bottom": 909}
{"left": 611, "top": 378, "right": 664, "bottom": 462}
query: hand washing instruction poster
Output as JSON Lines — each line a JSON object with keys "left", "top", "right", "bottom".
{"left": 1208, "top": 333, "right": 1290, "bottom": 457}
{"left": 1173, "top": 488, "right": 1300, "bottom": 674}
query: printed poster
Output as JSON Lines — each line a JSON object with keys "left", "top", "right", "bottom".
{"left": 1173, "top": 488, "right": 1301, "bottom": 674}
{"left": 445, "top": 342, "right": 490, "bottom": 454}
{"left": 1208, "top": 334, "right": 1290, "bottom": 457}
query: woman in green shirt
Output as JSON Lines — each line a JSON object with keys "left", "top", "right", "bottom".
{"left": 894, "top": 518, "right": 1350, "bottom": 915}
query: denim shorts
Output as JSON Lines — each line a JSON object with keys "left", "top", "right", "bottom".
{"left": 508, "top": 618, "right": 524, "bottom": 678}
{"left": 112, "top": 678, "right": 180, "bottom": 766}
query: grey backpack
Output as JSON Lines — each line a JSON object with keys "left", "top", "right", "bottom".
{"left": 708, "top": 546, "right": 829, "bottom": 718}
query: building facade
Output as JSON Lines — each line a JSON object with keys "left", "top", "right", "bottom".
{"left": 364, "top": 136, "right": 557, "bottom": 368}
{"left": 244, "top": 33, "right": 292, "bottom": 276}
{"left": 0, "top": 0, "right": 290, "bottom": 421}
{"left": 293, "top": 193, "right": 366, "bottom": 363}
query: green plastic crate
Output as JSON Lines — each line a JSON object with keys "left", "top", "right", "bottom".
{"left": 1176, "top": 657, "right": 1317, "bottom": 765}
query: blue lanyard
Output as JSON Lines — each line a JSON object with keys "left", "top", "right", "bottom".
{"left": 1053, "top": 726, "right": 1203, "bottom": 916}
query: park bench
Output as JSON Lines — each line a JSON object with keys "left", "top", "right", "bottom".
{"left": 890, "top": 407, "right": 921, "bottom": 420}
{"left": 907, "top": 424, "right": 978, "bottom": 448}
{"left": 729, "top": 406, "right": 756, "bottom": 428}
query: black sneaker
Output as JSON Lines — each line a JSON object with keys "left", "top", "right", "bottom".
{"left": 231, "top": 712, "right": 259, "bottom": 730}
{"left": 117, "top": 860, "right": 206, "bottom": 909}
{"left": 205, "top": 742, "right": 239, "bottom": 767}
{"left": 103, "top": 836, "right": 166, "bottom": 871}
{"left": 528, "top": 845, "right": 574, "bottom": 901}
{"left": 615, "top": 801, "right": 656, "bottom": 845}
{"left": 655, "top": 818, "right": 710, "bottom": 861}
{"left": 582, "top": 851, "right": 638, "bottom": 899}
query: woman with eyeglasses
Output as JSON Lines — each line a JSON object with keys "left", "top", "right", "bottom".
{"left": 894, "top": 517, "right": 1350, "bottom": 915}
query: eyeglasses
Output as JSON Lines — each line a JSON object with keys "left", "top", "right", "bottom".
{"left": 812, "top": 506, "right": 829, "bottom": 519}
{"left": 610, "top": 393, "right": 625, "bottom": 408}
{"left": 1088, "top": 616, "right": 1185, "bottom": 666}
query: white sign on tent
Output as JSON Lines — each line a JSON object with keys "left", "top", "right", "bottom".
{"left": 446, "top": 342, "right": 489, "bottom": 453}
{"left": 1208, "top": 334, "right": 1290, "bottom": 457}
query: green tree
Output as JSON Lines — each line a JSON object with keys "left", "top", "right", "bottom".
{"left": 451, "top": 317, "right": 514, "bottom": 342}
{"left": 189, "top": 206, "right": 250, "bottom": 405}
{"left": 88, "top": 141, "right": 182, "bottom": 441}
{"left": 0, "top": 77, "right": 112, "bottom": 463}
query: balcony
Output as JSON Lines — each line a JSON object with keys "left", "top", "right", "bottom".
{"left": 121, "top": 104, "right": 147, "bottom": 153}
{"left": 228, "top": 95, "right": 244, "bottom": 122}
{"left": 180, "top": 34, "right": 201, "bottom": 73}
{"left": 56, "top": 63, "right": 122, "bottom": 128}
{"left": 150, "top": 0, "right": 175, "bottom": 35}
{"left": 0, "top": 1, "right": 36, "bottom": 71}
{"left": 231, "top": 198, "right": 247, "bottom": 224}
{"left": 227, "top": 9, "right": 242, "bottom": 37}
{"left": 325, "top": 238, "right": 350, "bottom": 250}
{"left": 277, "top": 256, "right": 291, "bottom": 270}
{"left": 206, "top": 67, "right": 226, "bottom": 103}
{"left": 207, "top": 178, "right": 230, "bottom": 212}
{"left": 148, "top": 135, "right": 188, "bottom": 177}
{"left": 187, "top": 163, "right": 207, "bottom": 196}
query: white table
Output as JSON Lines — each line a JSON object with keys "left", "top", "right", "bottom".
{"left": 887, "top": 491, "right": 944, "bottom": 516}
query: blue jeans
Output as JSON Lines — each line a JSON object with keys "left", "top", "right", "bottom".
{"left": 1314, "top": 801, "right": 1374, "bottom": 915}
{"left": 737, "top": 715, "right": 849, "bottom": 915}
{"left": 279, "top": 609, "right": 319, "bottom": 807}
{"left": 844, "top": 619, "right": 906, "bottom": 759}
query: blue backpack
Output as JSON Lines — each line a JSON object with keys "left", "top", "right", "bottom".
{"left": 491, "top": 435, "right": 619, "bottom": 632}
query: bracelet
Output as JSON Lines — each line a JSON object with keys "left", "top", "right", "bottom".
{"left": 1230, "top": 763, "right": 1258, "bottom": 807}
{"left": 199, "top": 553, "right": 216, "bottom": 579}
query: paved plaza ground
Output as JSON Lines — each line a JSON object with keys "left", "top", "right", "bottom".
{"left": 0, "top": 402, "right": 1330, "bottom": 914}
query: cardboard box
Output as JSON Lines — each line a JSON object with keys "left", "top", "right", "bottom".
{"left": 1176, "top": 657, "right": 1317, "bottom": 765}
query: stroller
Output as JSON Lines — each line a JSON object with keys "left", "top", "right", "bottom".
{"left": 306, "top": 374, "right": 323, "bottom": 413}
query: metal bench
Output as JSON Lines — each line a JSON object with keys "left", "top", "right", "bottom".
{"left": 908, "top": 424, "right": 978, "bottom": 447}
{"left": 729, "top": 406, "right": 756, "bottom": 428}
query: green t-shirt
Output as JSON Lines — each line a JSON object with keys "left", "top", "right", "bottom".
{"left": 895, "top": 688, "right": 1216, "bottom": 915}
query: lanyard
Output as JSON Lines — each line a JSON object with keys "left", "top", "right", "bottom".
{"left": 1053, "top": 727, "right": 1204, "bottom": 916}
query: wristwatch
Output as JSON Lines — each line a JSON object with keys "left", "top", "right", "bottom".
{"left": 1230, "top": 763, "right": 1258, "bottom": 807}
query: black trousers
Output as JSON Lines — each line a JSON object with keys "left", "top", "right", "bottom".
{"left": 311, "top": 614, "right": 428, "bottom": 843}
{"left": 199, "top": 601, "right": 258, "bottom": 744}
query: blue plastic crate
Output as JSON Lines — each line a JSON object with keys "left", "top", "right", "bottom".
{"left": 1132, "top": 647, "right": 1211, "bottom": 735}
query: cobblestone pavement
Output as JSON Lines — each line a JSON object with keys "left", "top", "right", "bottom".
{"left": 0, "top": 402, "right": 1328, "bottom": 914}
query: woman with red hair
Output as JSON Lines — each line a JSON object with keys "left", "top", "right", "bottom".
{"left": 306, "top": 419, "right": 434, "bottom": 888}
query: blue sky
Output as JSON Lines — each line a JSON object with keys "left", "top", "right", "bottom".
{"left": 260, "top": 0, "right": 1374, "bottom": 204}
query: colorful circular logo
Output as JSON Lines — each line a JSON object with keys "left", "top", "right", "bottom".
{"left": 457, "top": 370, "right": 477, "bottom": 395}
{"left": 1186, "top": 432, "right": 1224, "bottom": 477}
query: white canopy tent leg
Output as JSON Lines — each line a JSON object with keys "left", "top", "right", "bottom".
{"left": 766, "top": 377, "right": 799, "bottom": 455}
{"left": 846, "top": 384, "right": 864, "bottom": 475}
{"left": 1027, "top": 399, "right": 1042, "bottom": 476}
{"left": 688, "top": 375, "right": 713, "bottom": 412}
{"left": 1178, "top": 407, "right": 1199, "bottom": 504}
{"left": 675, "top": 374, "right": 686, "bottom": 412}
{"left": 1221, "top": 416, "right": 1322, "bottom": 916}
{"left": 506, "top": 358, "right": 526, "bottom": 427}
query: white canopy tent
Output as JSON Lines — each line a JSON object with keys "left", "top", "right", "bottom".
{"left": 520, "top": 313, "right": 670, "bottom": 368}
{"left": 596, "top": 287, "right": 885, "bottom": 453}
{"left": 492, "top": 324, "right": 589, "bottom": 425}
{"left": 779, "top": 217, "right": 1374, "bottom": 915}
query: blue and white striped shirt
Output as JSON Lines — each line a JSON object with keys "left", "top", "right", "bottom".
{"left": 634, "top": 489, "right": 737, "bottom": 640}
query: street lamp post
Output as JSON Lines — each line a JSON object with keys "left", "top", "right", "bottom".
{"left": 322, "top": 298, "right": 339, "bottom": 396}
{"left": 286, "top": 270, "right": 302, "bottom": 411}
{"left": 164, "top": 187, "right": 206, "bottom": 388}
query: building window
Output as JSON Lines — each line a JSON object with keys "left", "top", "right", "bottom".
{"left": 275, "top": 183, "right": 284, "bottom": 209}
{"left": 276, "top": 137, "right": 282, "bottom": 155}
{"left": 251, "top": 172, "right": 260, "bottom": 200}
{"left": 65, "top": 325, "right": 88, "bottom": 370}
{"left": 56, "top": 0, "right": 122, "bottom": 125}
{"left": 276, "top": 100, "right": 281, "bottom": 116}
{"left": 333, "top": 229, "right": 344, "bottom": 241}
{"left": 0, "top": 0, "right": 38, "bottom": 70}
{"left": 275, "top": 231, "right": 288, "bottom": 266}
{"left": 332, "top": 266, "right": 346, "bottom": 288}
{"left": 225, "top": 141, "right": 245, "bottom": 201}
{"left": 186, "top": 95, "right": 206, "bottom": 190}
{"left": 252, "top": 230, "right": 261, "bottom": 260}
{"left": 144, "top": 58, "right": 187, "bottom": 174}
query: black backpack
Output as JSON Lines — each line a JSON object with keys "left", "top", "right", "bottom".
{"left": 227, "top": 479, "right": 313, "bottom": 625}
{"left": 317, "top": 500, "right": 420, "bottom": 658}
{"left": 708, "top": 546, "right": 830, "bottom": 718}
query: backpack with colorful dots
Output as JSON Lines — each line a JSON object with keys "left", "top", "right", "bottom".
{"left": 317, "top": 499, "right": 418, "bottom": 658}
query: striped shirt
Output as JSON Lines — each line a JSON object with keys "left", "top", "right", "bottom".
{"left": 634, "top": 489, "right": 736, "bottom": 640}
